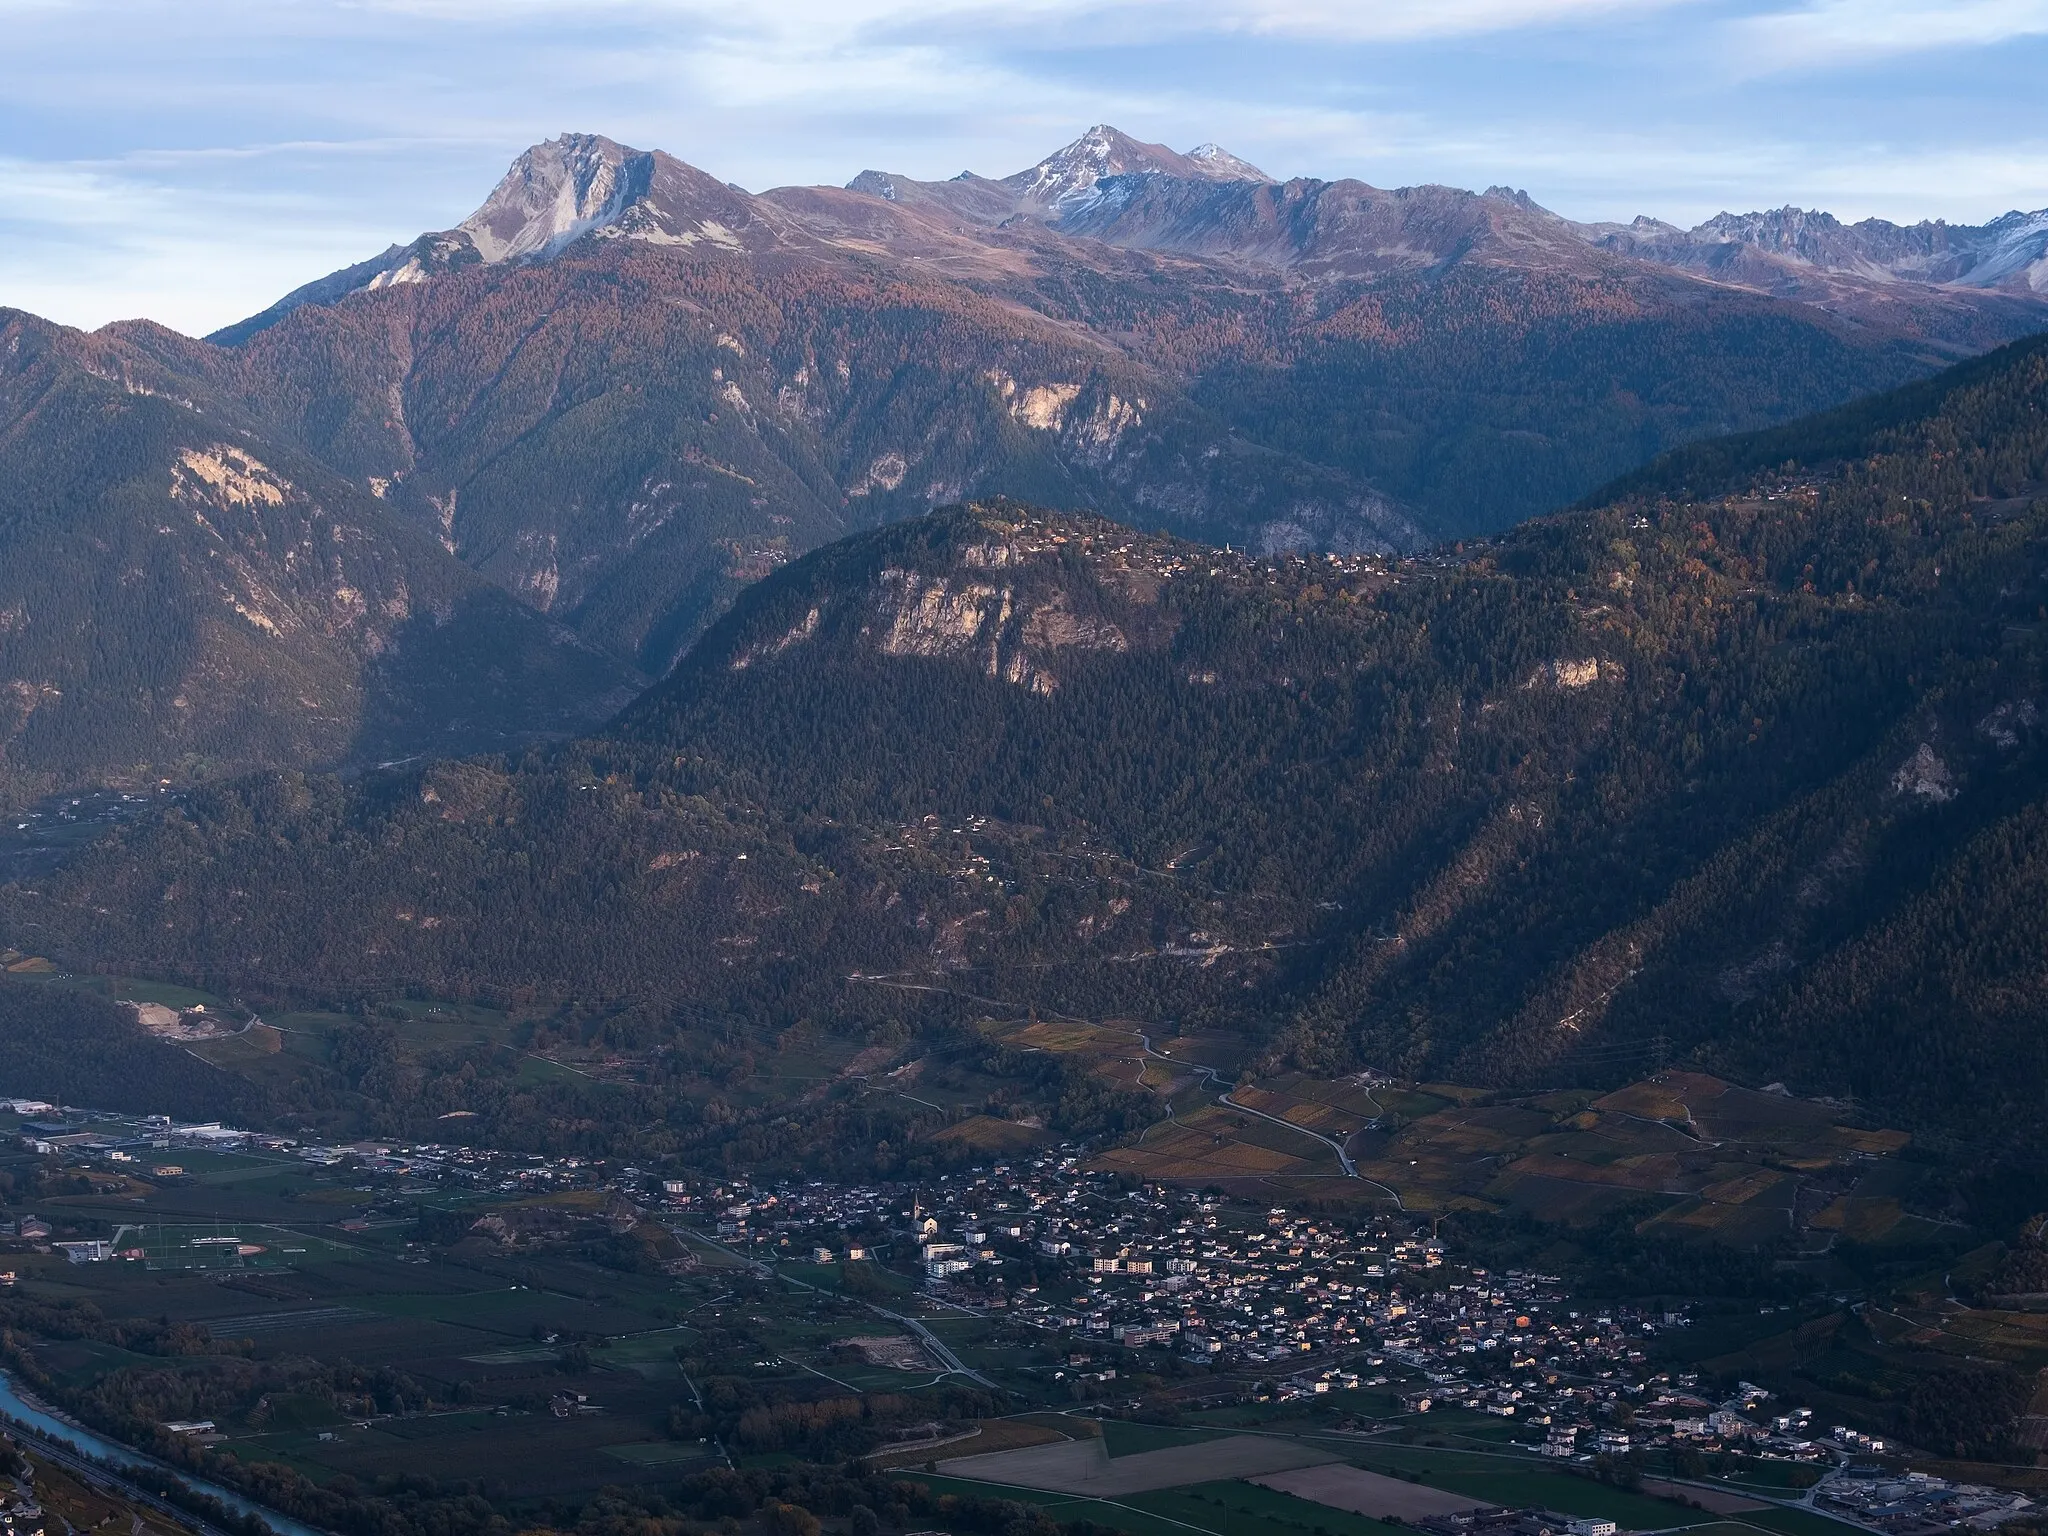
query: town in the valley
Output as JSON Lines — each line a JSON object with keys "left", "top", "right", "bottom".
{"left": 0, "top": 1096, "right": 2034, "bottom": 1536}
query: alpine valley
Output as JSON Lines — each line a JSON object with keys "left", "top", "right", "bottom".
{"left": 6, "top": 121, "right": 2048, "bottom": 1534}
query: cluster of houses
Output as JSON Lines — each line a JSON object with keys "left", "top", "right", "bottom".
{"left": 673, "top": 1160, "right": 1698, "bottom": 1438}
{"left": 0, "top": 1476, "right": 42, "bottom": 1536}
{"left": 665, "top": 1160, "right": 2026, "bottom": 1492}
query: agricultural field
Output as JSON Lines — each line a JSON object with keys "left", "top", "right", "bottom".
{"left": 1861, "top": 1293, "right": 2048, "bottom": 1370}
{"left": 936, "top": 1430, "right": 1338, "bottom": 1493}
{"left": 1085, "top": 1058, "right": 1927, "bottom": 1253}
{"left": 919, "top": 1428, "right": 1800, "bottom": 1536}
{"left": 976, "top": 1017, "right": 1242, "bottom": 1104}
{"left": 0, "top": 1198, "right": 1056, "bottom": 1508}
{"left": 1328, "top": 1445, "right": 1732, "bottom": 1531}
{"left": 976, "top": 1009, "right": 1931, "bottom": 1249}
{"left": 1097, "top": 1102, "right": 1333, "bottom": 1185}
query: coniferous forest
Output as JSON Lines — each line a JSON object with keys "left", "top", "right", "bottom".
{"left": 8, "top": 333, "right": 2046, "bottom": 1168}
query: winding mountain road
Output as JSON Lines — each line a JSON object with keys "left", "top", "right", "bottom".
{"left": 1132, "top": 1034, "right": 1414, "bottom": 1209}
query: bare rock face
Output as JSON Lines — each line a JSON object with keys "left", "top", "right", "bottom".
{"left": 1000, "top": 124, "right": 1271, "bottom": 220}
{"left": 459, "top": 133, "right": 651, "bottom": 264}
{"left": 1591, "top": 205, "right": 2048, "bottom": 297}
{"left": 711, "top": 512, "right": 1161, "bottom": 696}
{"left": 870, "top": 560, "right": 1130, "bottom": 694}
{"left": 1892, "top": 742, "right": 1958, "bottom": 802}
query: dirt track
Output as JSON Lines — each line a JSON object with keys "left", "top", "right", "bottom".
{"left": 941, "top": 1433, "right": 1339, "bottom": 1494}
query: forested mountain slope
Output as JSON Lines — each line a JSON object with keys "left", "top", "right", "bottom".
{"left": 3, "top": 130, "right": 2024, "bottom": 808}
{"left": 0, "top": 309, "right": 641, "bottom": 811}
{"left": 7, "top": 335, "right": 2047, "bottom": 1152}
{"left": 157, "top": 237, "right": 1424, "bottom": 673}
{"left": 127, "top": 130, "right": 2041, "bottom": 677}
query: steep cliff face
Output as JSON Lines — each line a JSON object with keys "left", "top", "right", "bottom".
{"left": 712, "top": 510, "right": 1172, "bottom": 695}
{"left": 662, "top": 503, "right": 1219, "bottom": 689}
{"left": 178, "top": 243, "right": 1434, "bottom": 673}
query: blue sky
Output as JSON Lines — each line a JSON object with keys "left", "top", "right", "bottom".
{"left": 3, "top": 0, "right": 2046, "bottom": 336}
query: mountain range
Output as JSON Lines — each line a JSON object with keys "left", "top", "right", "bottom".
{"left": 10, "top": 330, "right": 2047, "bottom": 1156}
{"left": 3, "top": 124, "right": 2046, "bottom": 809}
{"left": 236, "top": 127, "right": 2048, "bottom": 341}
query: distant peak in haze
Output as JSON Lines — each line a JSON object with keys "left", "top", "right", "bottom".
{"left": 1591, "top": 201, "right": 2048, "bottom": 293}
{"left": 1188, "top": 142, "right": 1272, "bottom": 181}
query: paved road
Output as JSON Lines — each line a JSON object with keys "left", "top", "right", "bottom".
{"left": 673, "top": 1224, "right": 997, "bottom": 1389}
{"left": 1135, "top": 1033, "right": 1417, "bottom": 1206}
{"left": 1214, "top": 1085, "right": 1360, "bottom": 1178}
{"left": 863, "top": 1305, "right": 997, "bottom": 1389}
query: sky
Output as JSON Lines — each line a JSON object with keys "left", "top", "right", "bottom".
{"left": 2, "top": 0, "right": 2046, "bottom": 337}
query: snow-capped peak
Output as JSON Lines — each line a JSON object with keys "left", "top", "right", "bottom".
{"left": 1003, "top": 125, "right": 1269, "bottom": 216}
{"left": 1953, "top": 207, "right": 2048, "bottom": 291}
{"left": 1187, "top": 143, "right": 1271, "bottom": 182}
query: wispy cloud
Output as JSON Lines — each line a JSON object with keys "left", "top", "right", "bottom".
{"left": 1735, "top": 0, "right": 2048, "bottom": 67}
{"left": 0, "top": 151, "right": 401, "bottom": 334}
{"left": 340, "top": 0, "right": 1691, "bottom": 43}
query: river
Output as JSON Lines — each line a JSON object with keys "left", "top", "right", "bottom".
{"left": 0, "top": 1371, "right": 327, "bottom": 1536}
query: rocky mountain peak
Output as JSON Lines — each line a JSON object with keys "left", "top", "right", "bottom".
{"left": 1693, "top": 205, "right": 1849, "bottom": 256}
{"left": 209, "top": 133, "right": 779, "bottom": 342}
{"left": 458, "top": 132, "right": 657, "bottom": 264}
